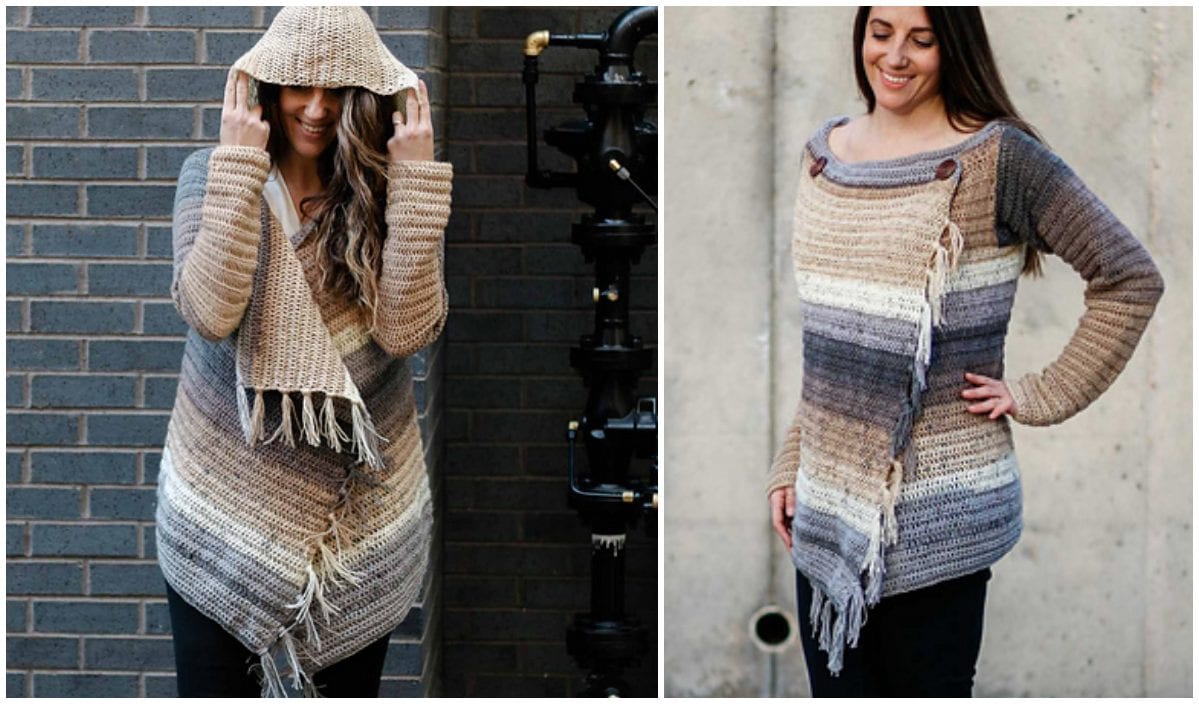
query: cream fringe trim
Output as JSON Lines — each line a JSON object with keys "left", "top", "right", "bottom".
{"left": 237, "top": 388, "right": 389, "bottom": 470}
{"left": 250, "top": 465, "right": 387, "bottom": 698}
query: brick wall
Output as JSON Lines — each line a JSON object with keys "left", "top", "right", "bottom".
{"left": 6, "top": 6, "right": 448, "bottom": 697}
{"left": 442, "top": 7, "right": 658, "bottom": 696}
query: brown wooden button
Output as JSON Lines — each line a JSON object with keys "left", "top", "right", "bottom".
{"left": 809, "top": 156, "right": 827, "bottom": 178}
{"left": 935, "top": 158, "right": 957, "bottom": 180}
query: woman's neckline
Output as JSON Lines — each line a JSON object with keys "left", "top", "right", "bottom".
{"left": 809, "top": 114, "right": 1005, "bottom": 187}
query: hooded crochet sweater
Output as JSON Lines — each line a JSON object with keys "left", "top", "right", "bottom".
{"left": 766, "top": 116, "right": 1164, "bottom": 674}
{"left": 156, "top": 144, "right": 452, "bottom": 693}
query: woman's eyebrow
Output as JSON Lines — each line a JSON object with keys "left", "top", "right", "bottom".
{"left": 869, "top": 18, "right": 934, "bottom": 33}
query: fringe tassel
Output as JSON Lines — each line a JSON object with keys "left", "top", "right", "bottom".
{"left": 256, "top": 645, "right": 288, "bottom": 698}
{"left": 279, "top": 392, "right": 297, "bottom": 447}
{"left": 808, "top": 583, "right": 867, "bottom": 677}
{"left": 250, "top": 388, "right": 266, "bottom": 443}
{"left": 808, "top": 578, "right": 824, "bottom": 640}
{"left": 321, "top": 395, "right": 351, "bottom": 452}
{"left": 350, "top": 401, "right": 388, "bottom": 470}
{"left": 237, "top": 385, "right": 253, "bottom": 444}
{"left": 301, "top": 392, "right": 320, "bottom": 446}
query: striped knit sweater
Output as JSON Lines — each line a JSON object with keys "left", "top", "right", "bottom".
{"left": 156, "top": 145, "right": 452, "bottom": 694}
{"left": 767, "top": 116, "right": 1164, "bottom": 675}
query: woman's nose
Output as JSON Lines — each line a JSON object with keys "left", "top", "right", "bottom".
{"left": 885, "top": 41, "right": 909, "bottom": 67}
{"left": 304, "top": 89, "right": 333, "bottom": 118}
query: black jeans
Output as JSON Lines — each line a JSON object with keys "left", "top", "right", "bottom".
{"left": 796, "top": 567, "right": 991, "bottom": 697}
{"left": 165, "top": 581, "right": 392, "bottom": 697}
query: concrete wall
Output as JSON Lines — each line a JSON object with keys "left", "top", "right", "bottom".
{"left": 664, "top": 6, "right": 1191, "bottom": 697}
{"left": 6, "top": 6, "right": 448, "bottom": 697}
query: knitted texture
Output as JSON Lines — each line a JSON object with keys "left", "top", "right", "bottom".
{"left": 767, "top": 116, "right": 1164, "bottom": 675}
{"left": 158, "top": 144, "right": 452, "bottom": 697}
{"left": 232, "top": 6, "right": 418, "bottom": 96}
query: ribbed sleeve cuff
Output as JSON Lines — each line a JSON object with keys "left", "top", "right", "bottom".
{"left": 765, "top": 466, "right": 797, "bottom": 499}
{"left": 1006, "top": 374, "right": 1053, "bottom": 427}
{"left": 386, "top": 160, "right": 454, "bottom": 224}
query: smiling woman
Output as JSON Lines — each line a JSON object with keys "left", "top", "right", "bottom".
{"left": 765, "top": 5, "right": 1164, "bottom": 697}
{"left": 156, "top": 5, "right": 453, "bottom": 698}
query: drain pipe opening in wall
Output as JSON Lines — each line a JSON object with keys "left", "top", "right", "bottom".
{"left": 749, "top": 604, "right": 797, "bottom": 653}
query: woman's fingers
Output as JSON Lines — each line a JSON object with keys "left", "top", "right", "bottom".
{"left": 235, "top": 70, "right": 248, "bottom": 111}
{"left": 224, "top": 67, "right": 238, "bottom": 112}
{"left": 418, "top": 79, "right": 431, "bottom": 129}
{"left": 967, "top": 398, "right": 998, "bottom": 414}
{"left": 769, "top": 488, "right": 793, "bottom": 550}
{"left": 405, "top": 87, "right": 419, "bottom": 128}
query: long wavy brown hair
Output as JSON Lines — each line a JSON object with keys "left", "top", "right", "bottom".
{"left": 853, "top": 6, "right": 1044, "bottom": 276}
{"left": 257, "top": 80, "right": 395, "bottom": 330}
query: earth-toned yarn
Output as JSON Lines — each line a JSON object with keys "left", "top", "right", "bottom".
{"left": 158, "top": 145, "right": 452, "bottom": 696}
{"left": 767, "top": 115, "right": 1164, "bottom": 675}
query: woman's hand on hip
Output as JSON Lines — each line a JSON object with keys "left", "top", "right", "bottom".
{"left": 388, "top": 79, "right": 435, "bottom": 163}
{"left": 219, "top": 68, "right": 269, "bottom": 150}
{"left": 961, "top": 372, "right": 1017, "bottom": 419}
{"left": 769, "top": 486, "right": 796, "bottom": 550}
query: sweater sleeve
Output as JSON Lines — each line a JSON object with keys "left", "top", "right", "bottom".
{"left": 170, "top": 146, "right": 271, "bottom": 341}
{"left": 372, "top": 159, "right": 454, "bottom": 357}
{"left": 995, "top": 127, "right": 1165, "bottom": 427}
{"left": 765, "top": 400, "right": 803, "bottom": 498}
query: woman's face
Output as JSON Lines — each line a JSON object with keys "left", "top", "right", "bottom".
{"left": 861, "top": 6, "right": 941, "bottom": 116}
{"left": 277, "top": 85, "right": 344, "bottom": 160}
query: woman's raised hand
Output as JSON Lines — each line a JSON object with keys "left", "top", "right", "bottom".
{"left": 961, "top": 372, "right": 1017, "bottom": 419}
{"left": 388, "top": 79, "right": 435, "bottom": 163}
{"left": 219, "top": 68, "right": 269, "bottom": 150}
{"left": 769, "top": 486, "right": 796, "bottom": 550}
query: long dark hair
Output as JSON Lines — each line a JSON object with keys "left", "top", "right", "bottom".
{"left": 852, "top": 7, "right": 1043, "bottom": 275}
{"left": 257, "top": 80, "right": 396, "bottom": 331}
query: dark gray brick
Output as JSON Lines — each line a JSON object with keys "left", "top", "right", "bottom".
{"left": 477, "top": 8, "right": 578, "bottom": 39}
{"left": 31, "top": 373, "right": 137, "bottom": 407}
{"left": 31, "top": 224, "right": 139, "bottom": 257}
{"left": 201, "top": 106, "right": 221, "bottom": 139}
{"left": 34, "top": 601, "right": 138, "bottom": 634}
{"left": 449, "top": 41, "right": 523, "bottom": 73}
{"left": 30, "top": 68, "right": 137, "bottom": 101}
{"left": 87, "top": 263, "right": 173, "bottom": 295}
{"left": 145, "top": 675, "right": 176, "bottom": 697}
{"left": 143, "top": 303, "right": 187, "bottom": 335}
{"left": 7, "top": 262, "right": 79, "bottom": 294}
{"left": 89, "top": 30, "right": 195, "bottom": 63}
{"left": 31, "top": 451, "right": 138, "bottom": 485}
{"left": 143, "top": 376, "right": 179, "bottom": 408}
{"left": 6, "top": 184, "right": 78, "bottom": 217}
{"left": 475, "top": 278, "right": 576, "bottom": 309}
{"left": 8, "top": 372, "right": 25, "bottom": 405}
{"left": 7, "top": 106, "right": 79, "bottom": 138}
{"left": 6, "top": 67, "right": 20, "bottom": 99}
{"left": 7, "top": 339, "right": 81, "bottom": 370}
{"left": 446, "top": 377, "right": 519, "bottom": 408}
{"left": 144, "top": 451, "right": 163, "bottom": 485}
{"left": 524, "top": 311, "right": 590, "bottom": 342}
{"left": 145, "top": 600, "right": 170, "bottom": 634}
{"left": 8, "top": 599, "right": 26, "bottom": 632}
{"left": 90, "top": 563, "right": 165, "bottom": 596}
{"left": 376, "top": 7, "right": 435, "bottom": 29}
{"left": 8, "top": 674, "right": 28, "bottom": 698}
{"left": 523, "top": 245, "right": 588, "bottom": 274}
{"left": 7, "top": 451, "right": 23, "bottom": 482}
{"left": 381, "top": 641, "right": 422, "bottom": 676}
{"left": 30, "top": 524, "right": 137, "bottom": 557}
{"left": 475, "top": 213, "right": 579, "bottom": 243}
{"left": 146, "top": 67, "right": 226, "bottom": 101}
{"left": 379, "top": 33, "right": 432, "bottom": 69}
{"left": 30, "top": 301, "right": 136, "bottom": 334}
{"left": 146, "top": 226, "right": 174, "bottom": 257}
{"left": 8, "top": 223, "right": 26, "bottom": 255}
{"left": 34, "top": 673, "right": 139, "bottom": 698}
{"left": 142, "top": 524, "right": 158, "bottom": 557}
{"left": 147, "top": 7, "right": 254, "bottom": 27}
{"left": 449, "top": 8, "right": 476, "bottom": 38}
{"left": 87, "top": 105, "right": 192, "bottom": 139}
{"left": 7, "top": 6, "right": 23, "bottom": 26}
{"left": 6, "top": 29, "right": 79, "bottom": 63}
{"left": 7, "top": 412, "right": 79, "bottom": 445}
{"left": 146, "top": 146, "right": 197, "bottom": 179}
{"left": 445, "top": 312, "right": 522, "bottom": 342}
{"left": 89, "top": 340, "right": 184, "bottom": 372}
{"left": 87, "top": 414, "right": 170, "bottom": 446}
{"left": 90, "top": 488, "right": 156, "bottom": 520}
{"left": 86, "top": 185, "right": 177, "bottom": 217}
{"left": 204, "top": 31, "right": 261, "bottom": 64}
{"left": 30, "top": 7, "right": 135, "bottom": 26}
{"left": 6, "top": 635, "right": 78, "bottom": 668}
{"left": 7, "top": 487, "right": 81, "bottom": 519}
{"left": 8, "top": 144, "right": 23, "bottom": 176}
{"left": 32, "top": 145, "right": 138, "bottom": 179}
{"left": 448, "top": 110, "right": 524, "bottom": 140}
{"left": 6, "top": 561, "right": 84, "bottom": 594}
{"left": 85, "top": 636, "right": 175, "bottom": 669}
{"left": 8, "top": 523, "right": 24, "bottom": 556}
{"left": 444, "top": 245, "right": 521, "bottom": 275}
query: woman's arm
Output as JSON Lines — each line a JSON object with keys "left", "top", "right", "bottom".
{"left": 171, "top": 145, "right": 271, "bottom": 341}
{"left": 766, "top": 400, "right": 803, "bottom": 497}
{"left": 372, "top": 159, "right": 453, "bottom": 357}
{"left": 996, "top": 127, "right": 1166, "bottom": 426}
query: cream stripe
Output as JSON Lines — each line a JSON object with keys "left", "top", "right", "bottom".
{"left": 793, "top": 462, "right": 879, "bottom": 536}
{"left": 795, "top": 270, "right": 927, "bottom": 325}
{"left": 899, "top": 450, "right": 1020, "bottom": 501}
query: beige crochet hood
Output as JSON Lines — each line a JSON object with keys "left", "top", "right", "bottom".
{"left": 232, "top": 6, "right": 418, "bottom": 96}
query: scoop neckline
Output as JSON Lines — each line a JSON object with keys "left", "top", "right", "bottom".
{"left": 809, "top": 114, "right": 1005, "bottom": 186}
